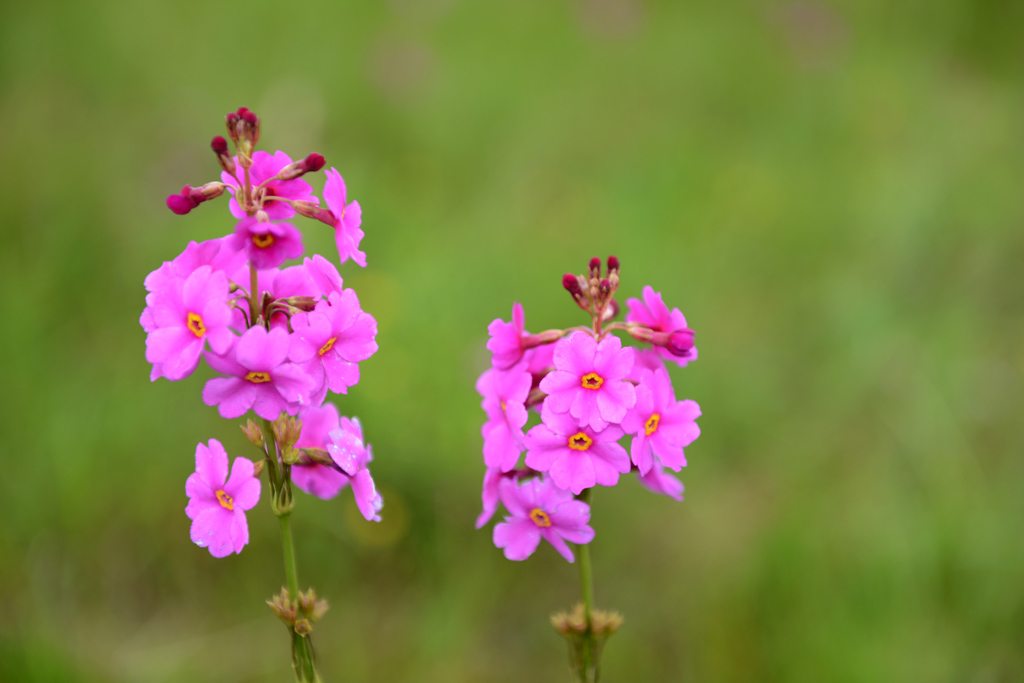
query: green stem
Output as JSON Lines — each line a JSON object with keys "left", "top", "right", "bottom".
{"left": 280, "top": 514, "right": 299, "bottom": 599}
{"left": 576, "top": 487, "right": 596, "bottom": 682}
{"left": 250, "top": 263, "right": 259, "bottom": 326}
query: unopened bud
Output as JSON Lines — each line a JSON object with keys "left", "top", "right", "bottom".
{"left": 588, "top": 257, "right": 602, "bottom": 280}
{"left": 599, "top": 278, "right": 611, "bottom": 298}
{"left": 211, "top": 136, "right": 235, "bottom": 174}
{"left": 277, "top": 153, "right": 326, "bottom": 181}
{"left": 252, "top": 459, "right": 265, "bottom": 478}
{"left": 241, "top": 419, "right": 265, "bottom": 448}
{"left": 666, "top": 328, "right": 696, "bottom": 357}
{"left": 267, "top": 588, "right": 298, "bottom": 625}
{"left": 591, "top": 609, "right": 624, "bottom": 636}
{"left": 293, "top": 618, "right": 313, "bottom": 636}
{"left": 607, "top": 255, "right": 620, "bottom": 274}
{"left": 523, "top": 329, "right": 565, "bottom": 349}
{"left": 166, "top": 189, "right": 196, "bottom": 215}
{"left": 166, "top": 183, "right": 225, "bottom": 216}
{"left": 225, "top": 112, "right": 241, "bottom": 142}
{"left": 602, "top": 298, "right": 620, "bottom": 322}
{"left": 562, "top": 273, "right": 581, "bottom": 295}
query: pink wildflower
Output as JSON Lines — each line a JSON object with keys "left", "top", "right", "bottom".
{"left": 221, "top": 150, "right": 315, "bottom": 221}
{"left": 486, "top": 302, "right": 526, "bottom": 370}
{"left": 476, "top": 362, "right": 532, "bottom": 472}
{"left": 637, "top": 462, "right": 685, "bottom": 502}
{"left": 327, "top": 417, "right": 383, "bottom": 522}
{"left": 475, "top": 467, "right": 504, "bottom": 529}
{"left": 289, "top": 290, "right": 379, "bottom": 403}
{"left": 292, "top": 403, "right": 350, "bottom": 500}
{"left": 538, "top": 332, "right": 636, "bottom": 431}
{"left": 304, "top": 255, "right": 344, "bottom": 298}
{"left": 185, "top": 439, "right": 261, "bottom": 557}
{"left": 322, "top": 168, "right": 365, "bottom": 267}
{"left": 621, "top": 367, "right": 701, "bottom": 474}
{"left": 229, "top": 217, "right": 303, "bottom": 270}
{"left": 144, "top": 237, "right": 246, "bottom": 294}
{"left": 492, "top": 477, "right": 594, "bottom": 563}
{"left": 524, "top": 406, "right": 630, "bottom": 494}
{"left": 626, "top": 286, "right": 698, "bottom": 367}
{"left": 144, "top": 266, "right": 234, "bottom": 381}
{"left": 202, "top": 326, "right": 314, "bottom": 419}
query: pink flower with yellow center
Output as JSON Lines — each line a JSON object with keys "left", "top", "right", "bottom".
{"left": 221, "top": 150, "right": 316, "bottom": 222}
{"left": 185, "top": 439, "right": 261, "bottom": 558}
{"left": 291, "top": 403, "right": 350, "bottom": 500}
{"left": 492, "top": 476, "right": 594, "bottom": 563}
{"left": 202, "top": 326, "right": 314, "bottom": 419}
{"left": 626, "top": 286, "right": 698, "bottom": 367}
{"left": 229, "top": 217, "right": 303, "bottom": 270}
{"left": 523, "top": 406, "right": 630, "bottom": 495}
{"left": 476, "top": 361, "right": 532, "bottom": 472}
{"left": 539, "top": 332, "right": 636, "bottom": 431}
{"left": 621, "top": 367, "right": 701, "bottom": 474}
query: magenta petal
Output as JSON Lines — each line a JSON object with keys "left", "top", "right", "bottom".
{"left": 190, "top": 507, "right": 235, "bottom": 557}
{"left": 493, "top": 519, "right": 541, "bottom": 561}
{"left": 203, "top": 377, "right": 256, "bottom": 418}
{"left": 351, "top": 468, "right": 383, "bottom": 522}
{"left": 230, "top": 509, "right": 250, "bottom": 554}
{"left": 549, "top": 500, "right": 590, "bottom": 529}
{"left": 195, "top": 440, "right": 229, "bottom": 489}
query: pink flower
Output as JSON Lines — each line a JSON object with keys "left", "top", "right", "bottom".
{"left": 304, "top": 255, "right": 344, "bottom": 298}
{"left": 327, "top": 417, "right": 383, "bottom": 522}
{"left": 486, "top": 302, "right": 526, "bottom": 370}
{"left": 202, "top": 326, "right": 314, "bottom": 419}
{"left": 185, "top": 439, "right": 261, "bottom": 557}
{"left": 144, "top": 237, "right": 246, "bottom": 293}
{"left": 221, "top": 150, "right": 315, "bottom": 221}
{"left": 539, "top": 332, "right": 636, "bottom": 431}
{"left": 144, "top": 266, "right": 234, "bottom": 381}
{"left": 526, "top": 342, "right": 556, "bottom": 376}
{"left": 475, "top": 467, "right": 503, "bottom": 529}
{"left": 322, "top": 168, "right": 365, "bottom": 267}
{"left": 637, "top": 462, "right": 685, "bottom": 502}
{"left": 289, "top": 290, "right": 379, "bottom": 403}
{"left": 628, "top": 347, "right": 666, "bottom": 382}
{"left": 626, "top": 286, "right": 698, "bottom": 367}
{"left": 621, "top": 367, "right": 701, "bottom": 474}
{"left": 492, "top": 477, "right": 594, "bottom": 563}
{"left": 524, "top": 406, "right": 630, "bottom": 494}
{"left": 476, "top": 362, "right": 532, "bottom": 472}
{"left": 292, "top": 403, "right": 350, "bottom": 500}
{"left": 229, "top": 217, "right": 303, "bottom": 270}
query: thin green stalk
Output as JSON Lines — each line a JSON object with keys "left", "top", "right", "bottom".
{"left": 279, "top": 513, "right": 299, "bottom": 599}
{"left": 576, "top": 487, "right": 596, "bottom": 682}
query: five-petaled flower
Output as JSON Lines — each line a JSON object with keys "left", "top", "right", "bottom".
{"left": 539, "top": 332, "right": 636, "bottom": 431}
{"left": 626, "top": 286, "right": 698, "bottom": 367}
{"left": 524, "top": 405, "right": 631, "bottom": 495}
{"left": 492, "top": 476, "right": 595, "bottom": 563}
{"left": 476, "top": 362, "right": 532, "bottom": 472}
{"left": 322, "top": 168, "right": 366, "bottom": 267}
{"left": 186, "top": 439, "right": 261, "bottom": 557}
{"left": 229, "top": 216, "right": 304, "bottom": 270}
{"left": 621, "top": 367, "right": 701, "bottom": 474}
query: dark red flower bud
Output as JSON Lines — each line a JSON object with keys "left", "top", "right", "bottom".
{"left": 166, "top": 186, "right": 197, "bottom": 215}
{"left": 599, "top": 278, "right": 611, "bottom": 295}
{"left": 211, "top": 136, "right": 229, "bottom": 156}
{"left": 589, "top": 257, "right": 601, "bottom": 274}
{"left": 607, "top": 255, "right": 620, "bottom": 273}
{"left": 666, "top": 328, "right": 696, "bottom": 357}
{"left": 562, "top": 273, "right": 581, "bottom": 294}
{"left": 241, "top": 110, "right": 258, "bottom": 126}
{"left": 302, "top": 153, "right": 325, "bottom": 173}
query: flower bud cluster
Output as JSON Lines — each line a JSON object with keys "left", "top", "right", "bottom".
{"left": 268, "top": 586, "right": 330, "bottom": 632}
{"left": 143, "top": 108, "right": 385, "bottom": 559}
{"left": 476, "top": 256, "right": 702, "bottom": 563}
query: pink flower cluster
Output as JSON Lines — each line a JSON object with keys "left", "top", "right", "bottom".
{"left": 475, "top": 256, "right": 701, "bottom": 563}
{"left": 145, "top": 107, "right": 383, "bottom": 557}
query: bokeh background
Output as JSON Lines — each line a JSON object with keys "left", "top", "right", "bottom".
{"left": 2, "top": 0, "right": 1023, "bottom": 681}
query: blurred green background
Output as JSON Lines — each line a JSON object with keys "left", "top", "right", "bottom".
{"left": 2, "top": 0, "right": 1023, "bottom": 681}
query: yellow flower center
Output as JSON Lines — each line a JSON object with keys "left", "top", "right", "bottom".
{"left": 500, "top": 400, "right": 507, "bottom": 412}
{"left": 319, "top": 337, "right": 336, "bottom": 356}
{"left": 529, "top": 508, "right": 552, "bottom": 527}
{"left": 252, "top": 233, "right": 275, "bottom": 248}
{"left": 581, "top": 372, "right": 604, "bottom": 390}
{"left": 568, "top": 432, "right": 593, "bottom": 451}
{"left": 244, "top": 371, "right": 272, "bottom": 383}
{"left": 186, "top": 312, "right": 206, "bottom": 338}
{"left": 645, "top": 413, "right": 660, "bottom": 436}
{"left": 216, "top": 489, "right": 234, "bottom": 510}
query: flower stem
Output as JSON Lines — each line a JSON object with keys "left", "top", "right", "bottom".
{"left": 576, "top": 487, "right": 597, "bottom": 682}
{"left": 280, "top": 514, "right": 300, "bottom": 599}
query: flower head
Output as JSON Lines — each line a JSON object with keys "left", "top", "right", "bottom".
{"left": 289, "top": 290, "right": 379, "bottom": 403}
{"left": 221, "top": 150, "right": 315, "bottom": 221}
{"left": 539, "top": 332, "right": 636, "bottom": 431}
{"left": 621, "top": 367, "right": 701, "bottom": 474}
{"left": 144, "top": 265, "right": 234, "bottom": 381}
{"left": 626, "top": 286, "right": 698, "bottom": 367}
{"left": 476, "top": 362, "right": 532, "bottom": 472}
{"left": 202, "top": 326, "right": 314, "bottom": 419}
{"left": 524, "top": 405, "right": 630, "bottom": 494}
{"left": 322, "top": 168, "right": 365, "bottom": 267}
{"left": 229, "top": 217, "right": 303, "bottom": 269}
{"left": 185, "top": 439, "right": 261, "bottom": 557}
{"left": 327, "top": 417, "right": 383, "bottom": 521}
{"left": 492, "top": 476, "right": 594, "bottom": 562}
{"left": 144, "top": 237, "right": 246, "bottom": 294}
{"left": 292, "top": 403, "right": 350, "bottom": 500}
{"left": 486, "top": 302, "right": 526, "bottom": 370}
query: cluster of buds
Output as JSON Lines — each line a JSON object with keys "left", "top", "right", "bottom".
{"left": 268, "top": 586, "right": 330, "bottom": 634}
{"left": 551, "top": 604, "right": 624, "bottom": 681}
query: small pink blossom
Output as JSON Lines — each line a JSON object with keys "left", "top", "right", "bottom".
{"left": 185, "top": 439, "right": 261, "bottom": 557}
{"left": 486, "top": 302, "right": 526, "bottom": 370}
{"left": 202, "top": 326, "right": 314, "bottom": 419}
{"left": 476, "top": 362, "right": 532, "bottom": 472}
{"left": 221, "top": 150, "right": 315, "bottom": 221}
{"left": 621, "top": 367, "right": 701, "bottom": 474}
{"left": 492, "top": 476, "right": 594, "bottom": 563}
{"left": 289, "top": 290, "right": 379, "bottom": 403}
{"left": 304, "top": 255, "right": 344, "bottom": 298}
{"left": 538, "top": 332, "right": 636, "bottom": 431}
{"left": 144, "top": 237, "right": 246, "bottom": 294}
{"left": 144, "top": 266, "right": 234, "bottom": 381}
{"left": 524, "top": 406, "right": 630, "bottom": 494}
{"left": 626, "top": 286, "right": 698, "bottom": 367}
{"left": 475, "top": 467, "right": 504, "bottom": 529}
{"left": 322, "top": 168, "right": 365, "bottom": 267}
{"left": 327, "top": 417, "right": 383, "bottom": 522}
{"left": 292, "top": 403, "right": 350, "bottom": 500}
{"left": 637, "top": 462, "right": 685, "bottom": 501}
{"left": 229, "top": 217, "right": 303, "bottom": 270}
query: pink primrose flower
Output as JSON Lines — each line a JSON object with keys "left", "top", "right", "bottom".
{"left": 291, "top": 403, "right": 350, "bottom": 500}
{"left": 221, "top": 150, "right": 315, "bottom": 221}
{"left": 289, "top": 290, "right": 379, "bottom": 403}
{"left": 303, "top": 255, "right": 344, "bottom": 298}
{"left": 327, "top": 417, "right": 383, "bottom": 522}
{"left": 486, "top": 302, "right": 526, "bottom": 370}
{"left": 475, "top": 467, "right": 504, "bottom": 529}
{"left": 185, "top": 439, "right": 261, "bottom": 557}
{"left": 626, "top": 286, "right": 698, "bottom": 367}
{"left": 492, "top": 476, "right": 594, "bottom": 563}
{"left": 637, "top": 462, "right": 685, "bottom": 502}
{"left": 144, "top": 237, "right": 246, "bottom": 294}
{"left": 538, "top": 332, "right": 636, "bottom": 431}
{"left": 476, "top": 362, "right": 532, "bottom": 472}
{"left": 229, "top": 217, "right": 303, "bottom": 270}
{"left": 524, "top": 405, "right": 630, "bottom": 494}
{"left": 202, "top": 326, "right": 314, "bottom": 419}
{"left": 621, "top": 367, "right": 701, "bottom": 474}
{"left": 323, "top": 168, "right": 365, "bottom": 267}
{"left": 144, "top": 265, "right": 234, "bottom": 381}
